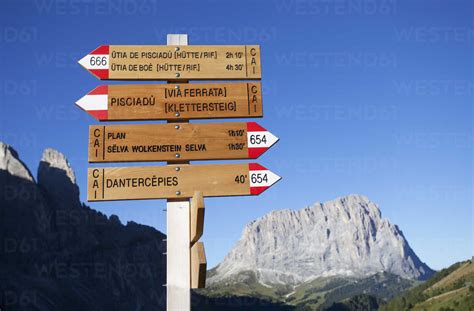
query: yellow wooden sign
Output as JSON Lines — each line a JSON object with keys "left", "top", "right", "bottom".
{"left": 191, "top": 242, "right": 206, "bottom": 289}
{"left": 88, "top": 122, "right": 278, "bottom": 162}
{"left": 75, "top": 82, "right": 262, "bottom": 121}
{"left": 87, "top": 163, "right": 281, "bottom": 201}
{"left": 190, "top": 191, "right": 205, "bottom": 246}
{"left": 79, "top": 45, "right": 261, "bottom": 80}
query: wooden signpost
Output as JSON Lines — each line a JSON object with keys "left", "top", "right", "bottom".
{"left": 190, "top": 191, "right": 205, "bottom": 246}
{"left": 88, "top": 122, "right": 278, "bottom": 162}
{"left": 76, "top": 82, "right": 263, "bottom": 121}
{"left": 78, "top": 45, "right": 261, "bottom": 80}
{"left": 87, "top": 163, "right": 280, "bottom": 201}
{"left": 191, "top": 242, "right": 206, "bottom": 289}
{"left": 78, "top": 34, "right": 279, "bottom": 311}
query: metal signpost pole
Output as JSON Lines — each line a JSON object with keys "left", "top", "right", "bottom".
{"left": 166, "top": 34, "right": 190, "bottom": 311}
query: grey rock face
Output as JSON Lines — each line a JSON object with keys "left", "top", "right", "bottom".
{"left": 38, "top": 148, "right": 80, "bottom": 209}
{"left": 209, "top": 194, "right": 433, "bottom": 286}
{"left": 0, "top": 142, "right": 34, "bottom": 182}
{"left": 39, "top": 148, "right": 76, "bottom": 184}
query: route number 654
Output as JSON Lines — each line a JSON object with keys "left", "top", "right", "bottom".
{"left": 249, "top": 134, "right": 267, "bottom": 145}
{"left": 251, "top": 172, "right": 268, "bottom": 184}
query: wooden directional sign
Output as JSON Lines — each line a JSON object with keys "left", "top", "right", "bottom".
{"left": 191, "top": 242, "right": 206, "bottom": 289}
{"left": 75, "top": 82, "right": 263, "bottom": 121}
{"left": 87, "top": 163, "right": 281, "bottom": 201}
{"left": 78, "top": 45, "right": 261, "bottom": 80}
{"left": 88, "top": 122, "right": 278, "bottom": 162}
{"left": 190, "top": 191, "right": 205, "bottom": 246}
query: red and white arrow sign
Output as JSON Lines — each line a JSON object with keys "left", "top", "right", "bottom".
{"left": 78, "top": 45, "right": 110, "bottom": 79}
{"left": 248, "top": 163, "right": 281, "bottom": 195}
{"left": 75, "top": 85, "right": 108, "bottom": 120}
{"left": 78, "top": 45, "right": 262, "bottom": 80}
{"left": 246, "top": 122, "right": 279, "bottom": 159}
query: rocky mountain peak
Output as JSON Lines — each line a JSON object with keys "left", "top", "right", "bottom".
{"left": 38, "top": 148, "right": 80, "bottom": 208}
{"left": 0, "top": 141, "right": 34, "bottom": 182}
{"left": 0, "top": 143, "right": 169, "bottom": 310}
{"left": 208, "top": 194, "right": 433, "bottom": 287}
{"left": 39, "top": 148, "right": 76, "bottom": 184}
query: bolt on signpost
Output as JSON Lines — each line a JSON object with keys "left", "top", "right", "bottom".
{"left": 77, "top": 34, "right": 280, "bottom": 311}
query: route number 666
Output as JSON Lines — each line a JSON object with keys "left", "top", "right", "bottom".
{"left": 89, "top": 56, "right": 107, "bottom": 67}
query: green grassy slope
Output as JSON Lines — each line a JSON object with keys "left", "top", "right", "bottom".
{"left": 380, "top": 259, "right": 474, "bottom": 311}
{"left": 289, "top": 272, "right": 415, "bottom": 310}
{"left": 201, "top": 271, "right": 415, "bottom": 310}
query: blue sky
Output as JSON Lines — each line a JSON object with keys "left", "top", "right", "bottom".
{"left": 1, "top": 0, "right": 472, "bottom": 270}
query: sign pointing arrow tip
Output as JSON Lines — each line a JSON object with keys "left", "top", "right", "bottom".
{"left": 75, "top": 86, "right": 108, "bottom": 121}
{"left": 247, "top": 122, "right": 279, "bottom": 159}
{"left": 248, "top": 163, "right": 282, "bottom": 195}
{"left": 79, "top": 46, "right": 110, "bottom": 79}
